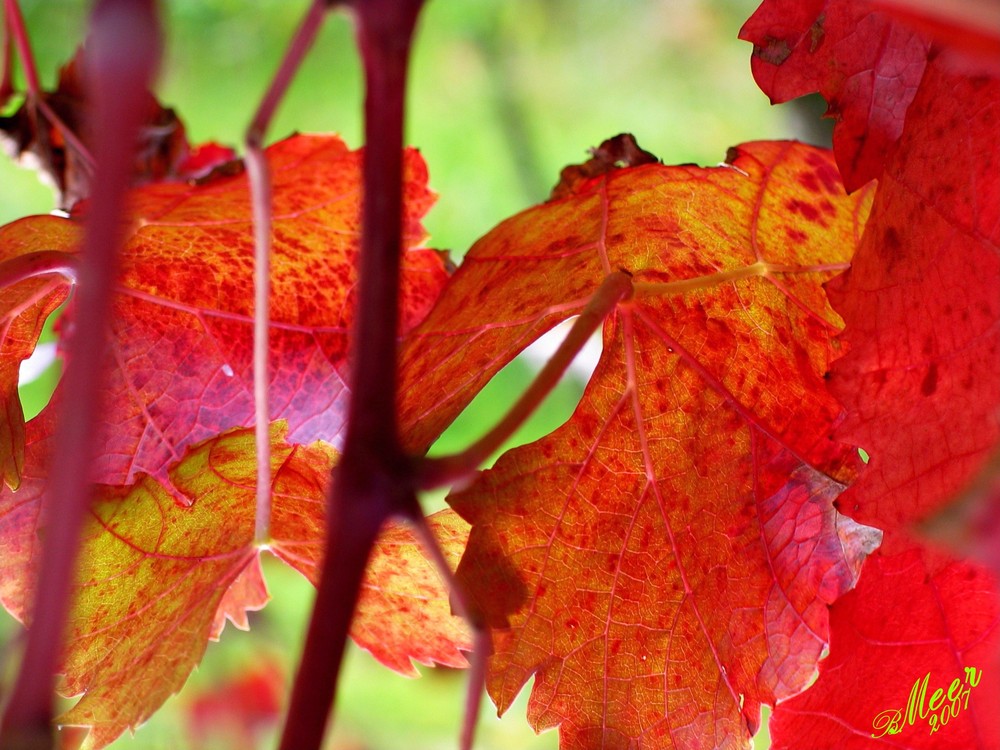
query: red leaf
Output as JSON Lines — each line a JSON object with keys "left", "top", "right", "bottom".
{"left": 826, "top": 61, "right": 1000, "bottom": 534}
{"left": 769, "top": 542, "right": 1000, "bottom": 749}
{"left": 403, "top": 139, "right": 882, "bottom": 748}
{"left": 101, "top": 133, "right": 445, "bottom": 488}
{"left": 739, "top": 0, "right": 931, "bottom": 191}
{"left": 0, "top": 133, "right": 448, "bottom": 493}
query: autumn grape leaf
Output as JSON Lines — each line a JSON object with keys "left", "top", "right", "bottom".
{"left": 348, "top": 510, "right": 472, "bottom": 676}
{"left": 0, "top": 133, "right": 447, "bottom": 492}
{"left": 260, "top": 470, "right": 473, "bottom": 677}
{"left": 825, "top": 60, "right": 1000, "bottom": 535}
{"left": 1, "top": 419, "right": 317, "bottom": 748}
{"left": 768, "top": 541, "right": 1000, "bottom": 749}
{"left": 0, "top": 132, "right": 470, "bottom": 747}
{"left": 400, "top": 138, "right": 882, "bottom": 748}
{"left": 739, "top": 0, "right": 931, "bottom": 191}
{"left": 0, "top": 419, "right": 470, "bottom": 749}
{"left": 54, "top": 425, "right": 310, "bottom": 749}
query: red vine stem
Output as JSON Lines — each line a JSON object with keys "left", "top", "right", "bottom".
{"left": 417, "top": 270, "right": 634, "bottom": 489}
{"left": 0, "top": 3, "right": 160, "bottom": 749}
{"left": 1, "top": 5, "right": 12, "bottom": 102}
{"left": 2, "top": 0, "right": 39, "bottom": 94}
{"left": 278, "top": 1, "right": 425, "bottom": 748}
{"left": 245, "top": 0, "right": 330, "bottom": 545}
{"left": 277, "top": 3, "right": 634, "bottom": 748}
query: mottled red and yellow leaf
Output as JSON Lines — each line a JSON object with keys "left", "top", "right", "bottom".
{"left": 0, "top": 421, "right": 469, "bottom": 748}
{"left": 0, "top": 133, "right": 447, "bottom": 491}
{"left": 402, "top": 139, "right": 881, "bottom": 749}
{"left": 341, "top": 510, "right": 471, "bottom": 676}
{"left": 0, "top": 132, "right": 467, "bottom": 748}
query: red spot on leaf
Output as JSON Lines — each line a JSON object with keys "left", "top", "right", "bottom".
{"left": 785, "top": 198, "right": 821, "bottom": 222}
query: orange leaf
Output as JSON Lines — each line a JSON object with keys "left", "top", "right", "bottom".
{"left": 0, "top": 420, "right": 469, "bottom": 748}
{"left": 0, "top": 133, "right": 464, "bottom": 745}
{"left": 404, "top": 139, "right": 882, "bottom": 748}
{"left": 350, "top": 510, "right": 471, "bottom": 675}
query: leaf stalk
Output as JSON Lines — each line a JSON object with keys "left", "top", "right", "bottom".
{"left": 246, "top": 0, "right": 331, "bottom": 546}
{"left": 277, "top": 2, "right": 426, "bottom": 749}
{"left": 417, "top": 270, "right": 634, "bottom": 489}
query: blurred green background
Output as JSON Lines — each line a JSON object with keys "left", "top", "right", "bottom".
{"left": 0, "top": 0, "right": 821, "bottom": 747}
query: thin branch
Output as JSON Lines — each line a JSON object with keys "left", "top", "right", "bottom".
{"left": 34, "top": 98, "right": 96, "bottom": 174}
{"left": 278, "top": 1, "right": 426, "bottom": 748}
{"left": 417, "top": 270, "right": 634, "bottom": 489}
{"left": 405, "top": 510, "right": 491, "bottom": 750}
{"left": 2, "top": 0, "right": 39, "bottom": 95}
{"left": 1, "top": 6, "right": 12, "bottom": 103}
{"left": 245, "top": 146, "right": 273, "bottom": 544}
{"left": 246, "top": 0, "right": 330, "bottom": 546}
{"left": 0, "top": 2, "right": 160, "bottom": 748}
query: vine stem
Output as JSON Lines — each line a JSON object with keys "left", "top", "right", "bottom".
{"left": 246, "top": 0, "right": 330, "bottom": 546}
{"left": 1, "top": 4, "right": 12, "bottom": 102}
{"left": 416, "top": 270, "right": 634, "bottom": 489}
{"left": 0, "top": 3, "right": 160, "bottom": 749}
{"left": 405, "top": 510, "right": 491, "bottom": 750}
{"left": 277, "top": 1, "right": 425, "bottom": 748}
{"left": 2, "top": 0, "right": 39, "bottom": 93}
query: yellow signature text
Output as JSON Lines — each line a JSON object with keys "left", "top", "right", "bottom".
{"left": 872, "top": 666, "right": 982, "bottom": 738}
